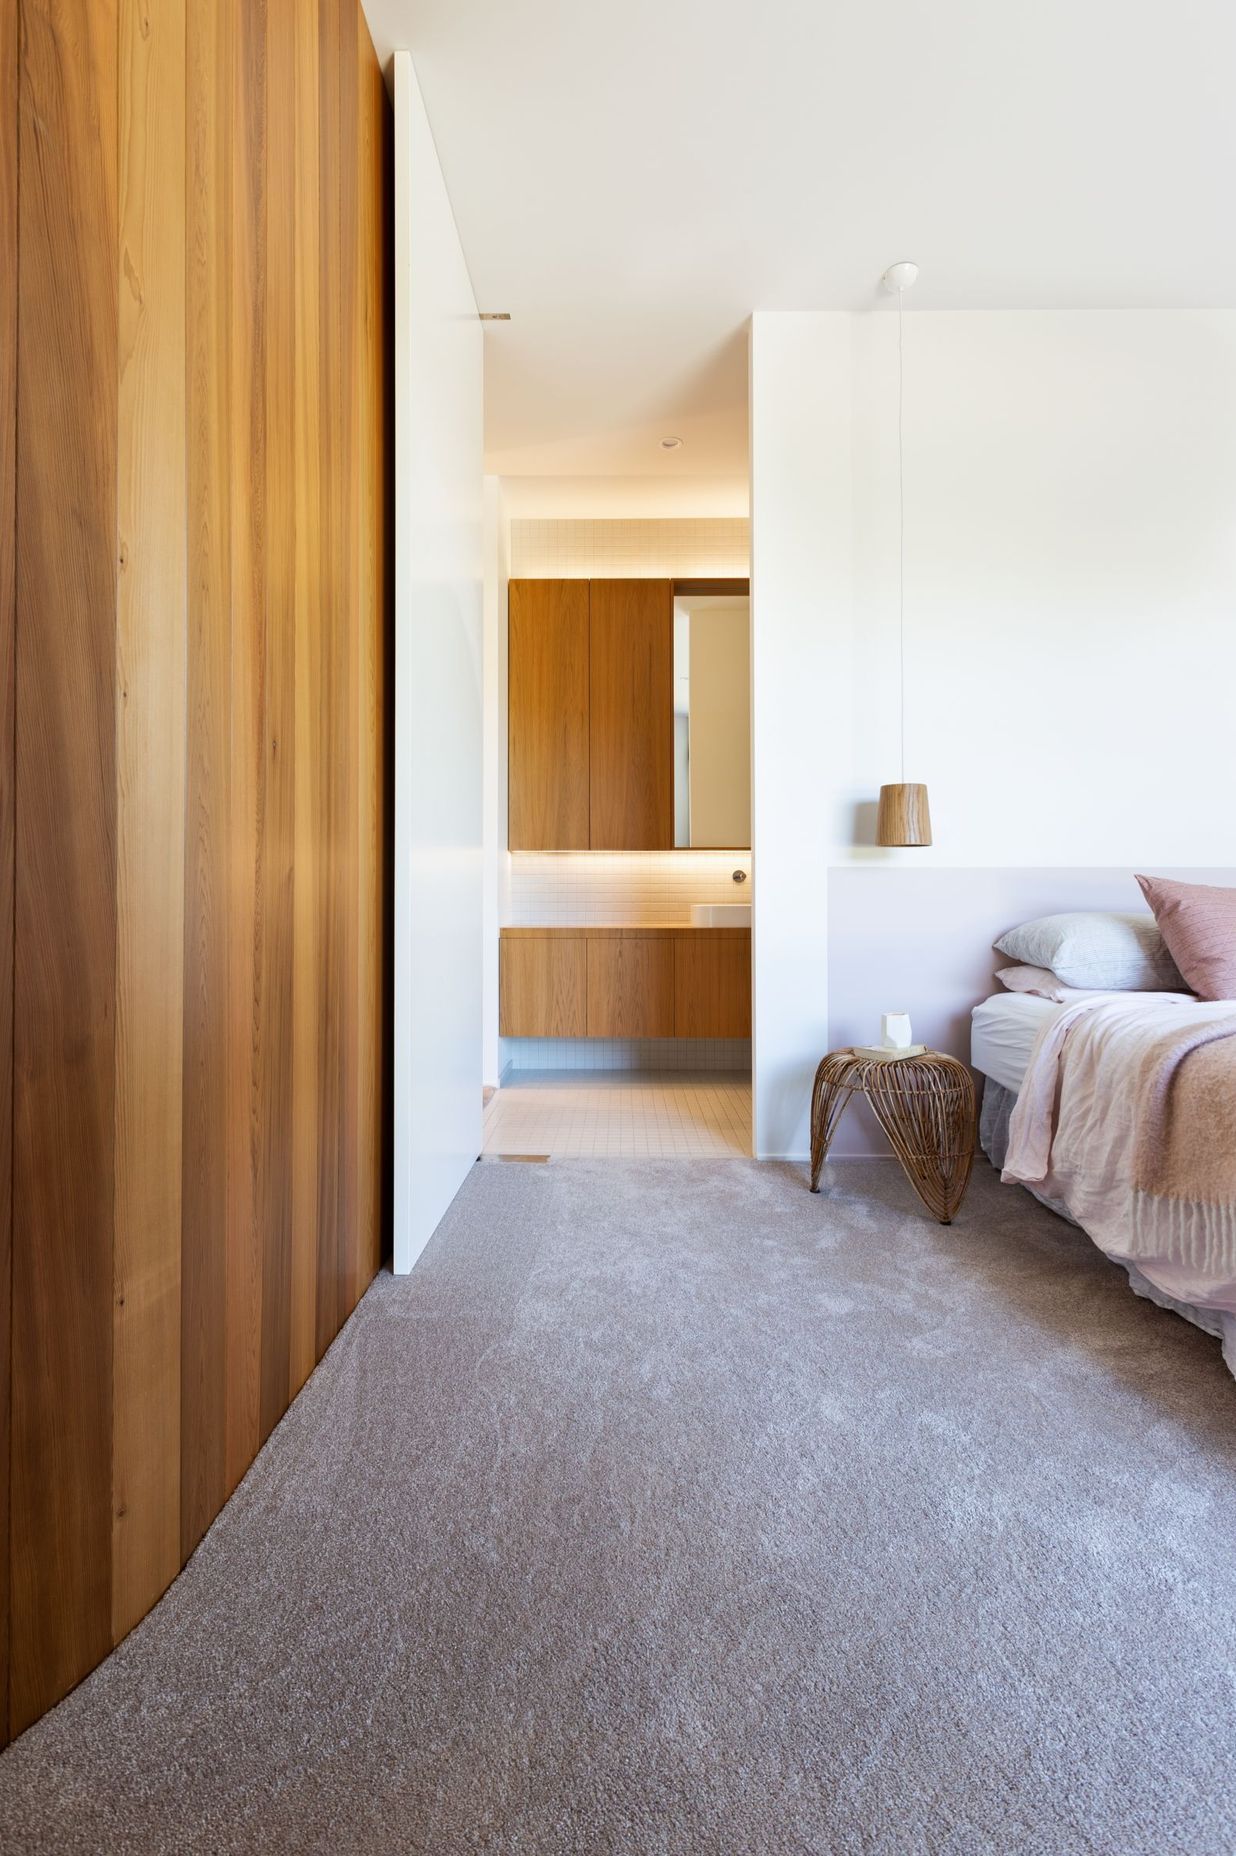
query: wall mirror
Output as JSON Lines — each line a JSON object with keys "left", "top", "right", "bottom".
{"left": 672, "top": 594, "right": 751, "bottom": 848}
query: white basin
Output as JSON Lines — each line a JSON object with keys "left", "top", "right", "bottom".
{"left": 689, "top": 903, "right": 751, "bottom": 927}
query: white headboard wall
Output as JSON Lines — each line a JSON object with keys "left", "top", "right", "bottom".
{"left": 824, "top": 868, "right": 1236, "bottom": 1157}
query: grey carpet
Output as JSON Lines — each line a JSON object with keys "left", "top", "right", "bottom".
{"left": 3, "top": 1158, "right": 1236, "bottom": 1856}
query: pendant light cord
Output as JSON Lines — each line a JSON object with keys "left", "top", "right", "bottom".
{"left": 897, "top": 285, "right": 906, "bottom": 785}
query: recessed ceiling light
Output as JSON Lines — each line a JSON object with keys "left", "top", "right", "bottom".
{"left": 660, "top": 436, "right": 683, "bottom": 450}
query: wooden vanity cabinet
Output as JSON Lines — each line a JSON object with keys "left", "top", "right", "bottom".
{"left": 499, "top": 936, "right": 587, "bottom": 1037}
{"left": 499, "top": 928, "right": 750, "bottom": 1039}
{"left": 585, "top": 934, "right": 675, "bottom": 1037}
{"left": 674, "top": 935, "right": 752, "bottom": 1037}
{"left": 507, "top": 577, "right": 673, "bottom": 851}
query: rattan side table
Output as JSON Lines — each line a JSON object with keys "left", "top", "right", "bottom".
{"left": 809, "top": 1048, "right": 976, "bottom": 1224}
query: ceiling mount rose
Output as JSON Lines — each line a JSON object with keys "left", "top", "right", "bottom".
{"left": 881, "top": 261, "right": 919, "bottom": 294}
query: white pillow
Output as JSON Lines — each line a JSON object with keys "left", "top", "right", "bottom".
{"left": 996, "top": 964, "right": 1097, "bottom": 1004}
{"left": 993, "top": 911, "right": 1187, "bottom": 992}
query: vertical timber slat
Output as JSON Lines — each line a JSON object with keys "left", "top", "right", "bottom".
{"left": 258, "top": 0, "right": 297, "bottom": 1444}
{"left": 0, "top": 0, "right": 17, "bottom": 1751}
{"left": 12, "top": 0, "right": 119, "bottom": 1732}
{"left": 336, "top": 0, "right": 361, "bottom": 1326}
{"left": 289, "top": 0, "right": 322, "bottom": 1398}
{"left": 113, "top": 0, "right": 188, "bottom": 1643}
{"left": 181, "top": 0, "right": 233, "bottom": 1561}
{"left": 224, "top": 0, "right": 267, "bottom": 1498}
{"left": 313, "top": 0, "right": 342, "bottom": 1361}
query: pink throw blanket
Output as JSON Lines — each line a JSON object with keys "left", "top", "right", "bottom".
{"left": 1005, "top": 997, "right": 1236, "bottom": 1313}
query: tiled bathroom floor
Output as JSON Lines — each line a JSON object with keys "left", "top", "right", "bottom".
{"left": 482, "top": 1071, "right": 752, "bottom": 1159}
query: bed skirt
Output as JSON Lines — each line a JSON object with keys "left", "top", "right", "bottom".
{"left": 979, "top": 1077, "right": 1236, "bottom": 1376}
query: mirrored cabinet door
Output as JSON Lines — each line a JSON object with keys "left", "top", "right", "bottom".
{"left": 673, "top": 595, "right": 750, "bottom": 848}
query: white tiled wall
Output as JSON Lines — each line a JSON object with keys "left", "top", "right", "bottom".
{"left": 506, "top": 851, "right": 752, "bottom": 926}
{"left": 502, "top": 858, "right": 753, "bottom": 1074}
{"left": 502, "top": 1038, "right": 751, "bottom": 1075}
{"left": 510, "top": 517, "right": 749, "bottom": 578}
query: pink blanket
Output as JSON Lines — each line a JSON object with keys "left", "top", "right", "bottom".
{"left": 1005, "top": 997, "right": 1236, "bottom": 1313}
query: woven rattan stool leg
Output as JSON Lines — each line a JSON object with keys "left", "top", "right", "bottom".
{"left": 866, "top": 1068, "right": 976, "bottom": 1223}
{"left": 809, "top": 1057, "right": 856, "bottom": 1192}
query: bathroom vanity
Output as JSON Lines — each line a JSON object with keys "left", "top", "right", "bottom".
{"left": 499, "top": 926, "right": 751, "bottom": 1040}
{"left": 503, "top": 575, "right": 752, "bottom": 1045}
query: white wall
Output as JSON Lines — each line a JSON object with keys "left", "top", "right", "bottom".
{"left": 481, "top": 476, "right": 509, "bottom": 1087}
{"left": 750, "top": 308, "right": 1236, "bottom": 1157}
{"left": 393, "top": 53, "right": 484, "bottom": 1271}
{"left": 749, "top": 317, "right": 849, "bottom": 1159}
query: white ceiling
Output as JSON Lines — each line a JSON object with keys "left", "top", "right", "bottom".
{"left": 363, "top": 0, "right": 1235, "bottom": 486}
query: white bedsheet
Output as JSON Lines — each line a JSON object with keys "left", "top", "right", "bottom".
{"left": 970, "top": 993, "right": 1059, "bottom": 1093}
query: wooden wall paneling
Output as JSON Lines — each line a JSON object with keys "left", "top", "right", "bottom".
{"left": 12, "top": 0, "right": 119, "bottom": 1731}
{"left": 674, "top": 934, "right": 752, "bottom": 1038}
{"left": 224, "top": 0, "right": 267, "bottom": 1497}
{"left": 182, "top": 0, "right": 234, "bottom": 1561}
{"left": 500, "top": 938, "right": 588, "bottom": 1038}
{"left": 312, "top": 0, "right": 344, "bottom": 1360}
{"left": 5, "top": 0, "right": 391, "bottom": 1741}
{"left": 257, "top": 0, "right": 297, "bottom": 1446}
{"left": 586, "top": 935, "right": 675, "bottom": 1038}
{"left": 113, "top": 0, "right": 188, "bottom": 1644}
{"left": 508, "top": 579, "right": 590, "bottom": 849}
{"left": 588, "top": 579, "right": 674, "bottom": 850}
{"left": 335, "top": 0, "right": 362, "bottom": 1322}
{"left": 0, "top": 0, "right": 16, "bottom": 1751}
{"left": 289, "top": 0, "right": 322, "bottom": 1398}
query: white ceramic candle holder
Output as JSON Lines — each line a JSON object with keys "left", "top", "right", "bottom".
{"left": 881, "top": 1012, "right": 913, "bottom": 1051}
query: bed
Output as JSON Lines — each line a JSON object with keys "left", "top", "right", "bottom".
{"left": 971, "top": 988, "right": 1236, "bottom": 1374}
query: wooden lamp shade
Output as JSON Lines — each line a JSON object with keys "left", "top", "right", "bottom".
{"left": 877, "top": 782, "right": 932, "bottom": 847}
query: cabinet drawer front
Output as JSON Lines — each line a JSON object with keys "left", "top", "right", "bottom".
{"left": 586, "top": 937, "right": 674, "bottom": 1037}
{"left": 500, "top": 937, "right": 587, "bottom": 1037}
{"left": 674, "top": 938, "right": 752, "bottom": 1038}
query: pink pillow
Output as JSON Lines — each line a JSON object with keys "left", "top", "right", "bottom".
{"left": 1135, "top": 875, "right": 1236, "bottom": 1002}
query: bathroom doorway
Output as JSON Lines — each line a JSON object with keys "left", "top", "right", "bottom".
{"left": 487, "top": 546, "right": 753, "bottom": 1160}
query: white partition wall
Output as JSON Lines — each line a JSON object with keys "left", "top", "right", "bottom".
{"left": 749, "top": 316, "right": 851, "bottom": 1160}
{"left": 481, "top": 477, "right": 509, "bottom": 1090}
{"left": 393, "top": 52, "right": 484, "bottom": 1271}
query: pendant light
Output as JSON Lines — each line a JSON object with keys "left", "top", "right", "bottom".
{"left": 876, "top": 260, "right": 932, "bottom": 848}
